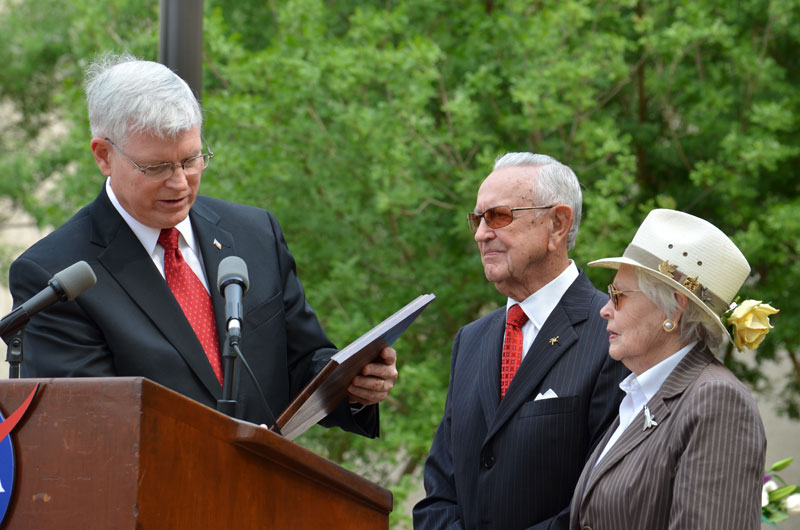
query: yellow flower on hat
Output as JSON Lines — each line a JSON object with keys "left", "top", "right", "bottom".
{"left": 727, "top": 300, "right": 779, "bottom": 350}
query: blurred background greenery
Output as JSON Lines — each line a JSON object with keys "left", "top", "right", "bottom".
{"left": 1, "top": 1, "right": 799, "bottom": 527}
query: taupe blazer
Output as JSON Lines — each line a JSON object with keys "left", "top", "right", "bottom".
{"left": 570, "top": 346, "right": 766, "bottom": 530}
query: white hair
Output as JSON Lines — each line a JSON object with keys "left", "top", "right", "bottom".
{"left": 636, "top": 269, "right": 726, "bottom": 352}
{"left": 84, "top": 53, "right": 202, "bottom": 146}
{"left": 493, "top": 152, "right": 583, "bottom": 250}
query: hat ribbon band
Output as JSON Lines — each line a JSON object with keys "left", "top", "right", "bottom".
{"left": 623, "top": 244, "right": 728, "bottom": 315}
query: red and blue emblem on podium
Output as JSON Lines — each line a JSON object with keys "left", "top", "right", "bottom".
{"left": 0, "top": 384, "right": 38, "bottom": 524}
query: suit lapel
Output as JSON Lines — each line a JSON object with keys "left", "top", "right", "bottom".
{"left": 189, "top": 200, "right": 235, "bottom": 343}
{"left": 478, "top": 309, "right": 506, "bottom": 430}
{"left": 485, "top": 274, "right": 594, "bottom": 441}
{"left": 574, "top": 415, "right": 619, "bottom": 503}
{"left": 90, "top": 191, "right": 230, "bottom": 398}
{"left": 579, "top": 346, "right": 714, "bottom": 506}
{"left": 487, "top": 304, "right": 578, "bottom": 440}
{"left": 582, "top": 393, "right": 672, "bottom": 497}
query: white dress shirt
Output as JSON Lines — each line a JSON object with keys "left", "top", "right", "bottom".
{"left": 595, "top": 341, "right": 697, "bottom": 465}
{"left": 505, "top": 260, "right": 579, "bottom": 358}
{"left": 105, "top": 178, "right": 210, "bottom": 292}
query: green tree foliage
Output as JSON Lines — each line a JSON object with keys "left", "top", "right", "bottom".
{"left": 2, "top": 0, "right": 799, "bottom": 525}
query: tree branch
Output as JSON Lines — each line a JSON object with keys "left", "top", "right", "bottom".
{"left": 786, "top": 348, "right": 800, "bottom": 396}
{"left": 437, "top": 73, "right": 466, "bottom": 169}
{"left": 402, "top": 197, "right": 459, "bottom": 217}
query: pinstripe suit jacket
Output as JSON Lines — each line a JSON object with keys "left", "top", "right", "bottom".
{"left": 414, "top": 272, "right": 628, "bottom": 530}
{"left": 569, "top": 346, "right": 766, "bottom": 530}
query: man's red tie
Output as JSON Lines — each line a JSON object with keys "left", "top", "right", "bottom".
{"left": 500, "top": 304, "right": 528, "bottom": 399}
{"left": 158, "top": 228, "right": 223, "bottom": 386}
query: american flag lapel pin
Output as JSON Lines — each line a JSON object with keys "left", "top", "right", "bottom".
{"left": 213, "top": 239, "right": 222, "bottom": 250}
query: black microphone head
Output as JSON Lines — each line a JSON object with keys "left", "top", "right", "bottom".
{"left": 217, "top": 256, "right": 250, "bottom": 295}
{"left": 51, "top": 261, "right": 97, "bottom": 301}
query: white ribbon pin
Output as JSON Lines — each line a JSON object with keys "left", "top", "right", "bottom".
{"left": 643, "top": 405, "right": 658, "bottom": 431}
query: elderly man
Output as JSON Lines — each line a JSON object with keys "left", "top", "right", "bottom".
{"left": 413, "top": 153, "right": 628, "bottom": 529}
{"left": 8, "top": 54, "right": 396, "bottom": 436}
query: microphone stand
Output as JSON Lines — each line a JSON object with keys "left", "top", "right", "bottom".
{"left": 217, "top": 321, "right": 240, "bottom": 416}
{"left": 3, "top": 327, "right": 25, "bottom": 379}
{"left": 1, "top": 305, "right": 31, "bottom": 380}
{"left": 215, "top": 320, "right": 282, "bottom": 434}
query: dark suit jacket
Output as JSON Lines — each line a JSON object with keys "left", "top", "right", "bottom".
{"left": 569, "top": 347, "right": 766, "bottom": 530}
{"left": 9, "top": 188, "right": 377, "bottom": 435}
{"left": 413, "top": 272, "right": 628, "bottom": 530}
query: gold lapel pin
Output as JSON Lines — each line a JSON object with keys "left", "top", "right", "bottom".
{"left": 213, "top": 239, "right": 222, "bottom": 250}
{"left": 549, "top": 336, "right": 559, "bottom": 345}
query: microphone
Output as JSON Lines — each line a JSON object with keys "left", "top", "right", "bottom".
{"left": 0, "top": 260, "right": 97, "bottom": 339}
{"left": 214, "top": 256, "right": 280, "bottom": 432}
{"left": 217, "top": 256, "right": 249, "bottom": 338}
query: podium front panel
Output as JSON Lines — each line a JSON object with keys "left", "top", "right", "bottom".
{"left": 0, "top": 378, "right": 392, "bottom": 529}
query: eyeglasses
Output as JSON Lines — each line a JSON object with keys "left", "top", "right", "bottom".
{"left": 105, "top": 137, "right": 214, "bottom": 181}
{"left": 467, "top": 205, "right": 555, "bottom": 233}
{"left": 608, "top": 284, "right": 641, "bottom": 310}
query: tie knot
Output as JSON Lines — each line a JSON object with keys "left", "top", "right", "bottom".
{"left": 158, "top": 227, "right": 180, "bottom": 251}
{"left": 507, "top": 304, "right": 528, "bottom": 328}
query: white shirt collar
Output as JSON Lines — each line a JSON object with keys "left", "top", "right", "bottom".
{"left": 507, "top": 261, "right": 580, "bottom": 328}
{"left": 619, "top": 340, "right": 697, "bottom": 405}
{"left": 593, "top": 340, "right": 698, "bottom": 466}
{"left": 105, "top": 177, "right": 198, "bottom": 256}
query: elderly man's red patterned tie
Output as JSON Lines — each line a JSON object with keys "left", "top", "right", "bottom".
{"left": 500, "top": 304, "right": 528, "bottom": 398}
{"left": 158, "top": 227, "right": 223, "bottom": 386}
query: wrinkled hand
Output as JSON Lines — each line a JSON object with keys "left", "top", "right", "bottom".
{"left": 347, "top": 346, "right": 398, "bottom": 406}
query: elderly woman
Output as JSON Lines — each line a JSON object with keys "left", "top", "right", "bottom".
{"left": 569, "top": 209, "right": 774, "bottom": 530}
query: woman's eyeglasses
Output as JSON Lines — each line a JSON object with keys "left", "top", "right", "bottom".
{"left": 608, "top": 284, "right": 641, "bottom": 310}
{"left": 467, "top": 205, "right": 554, "bottom": 233}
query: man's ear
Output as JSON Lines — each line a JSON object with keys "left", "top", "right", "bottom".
{"left": 90, "top": 137, "right": 113, "bottom": 176}
{"left": 548, "top": 204, "right": 573, "bottom": 251}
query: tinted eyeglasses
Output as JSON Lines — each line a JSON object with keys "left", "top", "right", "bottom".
{"left": 467, "top": 205, "right": 554, "bottom": 233}
{"left": 608, "top": 284, "right": 641, "bottom": 310}
{"left": 105, "top": 137, "right": 214, "bottom": 181}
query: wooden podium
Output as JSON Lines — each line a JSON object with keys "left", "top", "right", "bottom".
{"left": 0, "top": 378, "right": 392, "bottom": 529}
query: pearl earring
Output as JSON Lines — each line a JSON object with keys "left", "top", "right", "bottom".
{"left": 662, "top": 319, "right": 676, "bottom": 332}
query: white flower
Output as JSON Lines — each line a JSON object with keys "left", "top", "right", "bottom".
{"left": 763, "top": 480, "right": 779, "bottom": 508}
{"left": 785, "top": 493, "right": 800, "bottom": 515}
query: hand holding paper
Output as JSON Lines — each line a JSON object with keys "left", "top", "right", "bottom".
{"left": 275, "top": 293, "right": 435, "bottom": 440}
{"left": 347, "top": 346, "right": 398, "bottom": 406}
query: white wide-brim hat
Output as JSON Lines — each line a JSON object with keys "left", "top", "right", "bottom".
{"left": 589, "top": 209, "right": 751, "bottom": 336}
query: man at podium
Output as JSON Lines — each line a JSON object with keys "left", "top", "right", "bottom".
{"left": 7, "top": 53, "right": 397, "bottom": 437}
